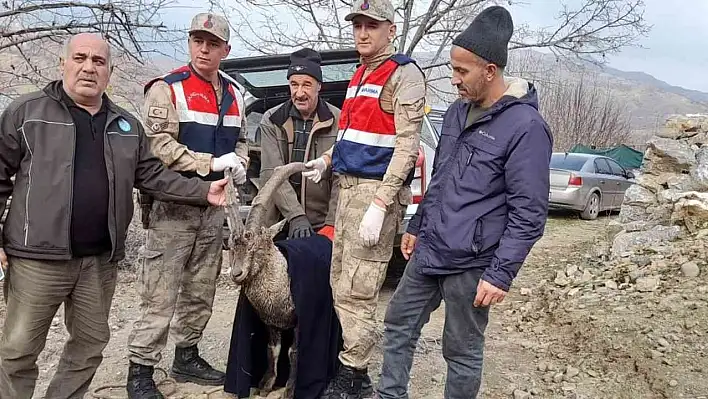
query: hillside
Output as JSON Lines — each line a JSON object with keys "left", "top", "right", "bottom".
{"left": 419, "top": 49, "right": 708, "bottom": 138}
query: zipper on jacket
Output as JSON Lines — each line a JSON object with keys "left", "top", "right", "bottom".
{"left": 301, "top": 118, "right": 315, "bottom": 207}
{"left": 53, "top": 100, "right": 79, "bottom": 257}
{"left": 21, "top": 125, "right": 33, "bottom": 246}
{"left": 436, "top": 107, "right": 490, "bottom": 207}
{"left": 67, "top": 122, "right": 76, "bottom": 256}
{"left": 104, "top": 114, "right": 119, "bottom": 260}
{"left": 211, "top": 82, "right": 220, "bottom": 154}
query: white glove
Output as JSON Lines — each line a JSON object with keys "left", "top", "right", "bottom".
{"left": 212, "top": 153, "right": 246, "bottom": 184}
{"left": 302, "top": 157, "right": 328, "bottom": 183}
{"left": 358, "top": 202, "right": 386, "bottom": 247}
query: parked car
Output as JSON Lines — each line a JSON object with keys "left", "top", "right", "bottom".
{"left": 548, "top": 152, "right": 636, "bottom": 220}
{"left": 218, "top": 48, "right": 443, "bottom": 257}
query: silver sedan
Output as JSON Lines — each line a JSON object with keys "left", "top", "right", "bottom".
{"left": 548, "top": 152, "right": 636, "bottom": 220}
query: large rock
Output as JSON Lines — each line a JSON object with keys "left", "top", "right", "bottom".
{"left": 623, "top": 184, "right": 656, "bottom": 207}
{"left": 618, "top": 204, "right": 649, "bottom": 223}
{"left": 611, "top": 225, "right": 682, "bottom": 256}
{"left": 671, "top": 191, "right": 708, "bottom": 233}
{"left": 691, "top": 146, "right": 708, "bottom": 189}
{"left": 688, "top": 132, "right": 708, "bottom": 147}
{"left": 642, "top": 137, "right": 696, "bottom": 175}
{"left": 658, "top": 114, "right": 708, "bottom": 139}
{"left": 618, "top": 202, "right": 672, "bottom": 225}
{"left": 649, "top": 204, "right": 674, "bottom": 224}
{"left": 666, "top": 173, "right": 706, "bottom": 192}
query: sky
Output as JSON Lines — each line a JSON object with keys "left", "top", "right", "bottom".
{"left": 506, "top": 0, "right": 708, "bottom": 93}
{"left": 160, "top": 0, "right": 708, "bottom": 93}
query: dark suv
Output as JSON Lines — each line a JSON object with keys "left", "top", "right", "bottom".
{"left": 219, "top": 48, "right": 442, "bottom": 258}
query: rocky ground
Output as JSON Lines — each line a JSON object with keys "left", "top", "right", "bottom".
{"left": 1, "top": 209, "right": 707, "bottom": 399}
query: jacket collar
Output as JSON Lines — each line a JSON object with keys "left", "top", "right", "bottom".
{"left": 187, "top": 62, "right": 225, "bottom": 87}
{"left": 361, "top": 44, "right": 395, "bottom": 71}
{"left": 43, "top": 80, "right": 122, "bottom": 116}
{"left": 456, "top": 77, "right": 539, "bottom": 129}
{"left": 271, "top": 97, "right": 334, "bottom": 127}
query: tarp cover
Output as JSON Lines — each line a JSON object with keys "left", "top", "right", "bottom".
{"left": 569, "top": 144, "right": 644, "bottom": 170}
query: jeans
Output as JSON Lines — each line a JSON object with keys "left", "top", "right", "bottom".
{"left": 376, "top": 257, "right": 490, "bottom": 399}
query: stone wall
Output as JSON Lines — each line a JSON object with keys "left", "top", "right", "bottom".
{"left": 611, "top": 114, "right": 708, "bottom": 256}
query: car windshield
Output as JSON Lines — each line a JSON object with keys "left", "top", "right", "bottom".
{"left": 239, "top": 62, "right": 359, "bottom": 87}
{"left": 550, "top": 153, "right": 588, "bottom": 171}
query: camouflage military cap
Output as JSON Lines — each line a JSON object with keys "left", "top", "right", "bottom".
{"left": 189, "top": 13, "right": 230, "bottom": 42}
{"left": 345, "top": 0, "right": 395, "bottom": 23}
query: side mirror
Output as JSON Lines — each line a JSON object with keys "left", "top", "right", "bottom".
{"left": 625, "top": 171, "right": 635, "bottom": 179}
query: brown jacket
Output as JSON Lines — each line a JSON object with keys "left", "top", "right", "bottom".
{"left": 0, "top": 81, "right": 211, "bottom": 262}
{"left": 324, "top": 44, "right": 427, "bottom": 208}
{"left": 259, "top": 98, "right": 340, "bottom": 229}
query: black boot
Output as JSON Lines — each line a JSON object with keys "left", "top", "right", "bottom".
{"left": 126, "top": 361, "right": 164, "bottom": 399}
{"left": 321, "top": 365, "right": 367, "bottom": 399}
{"left": 362, "top": 372, "right": 374, "bottom": 398}
{"left": 170, "top": 345, "right": 225, "bottom": 386}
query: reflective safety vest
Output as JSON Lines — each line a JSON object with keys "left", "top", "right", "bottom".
{"left": 145, "top": 64, "right": 245, "bottom": 181}
{"left": 332, "top": 54, "right": 414, "bottom": 181}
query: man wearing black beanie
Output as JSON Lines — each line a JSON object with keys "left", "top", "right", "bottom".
{"left": 376, "top": 6, "right": 554, "bottom": 399}
{"left": 258, "top": 47, "right": 341, "bottom": 242}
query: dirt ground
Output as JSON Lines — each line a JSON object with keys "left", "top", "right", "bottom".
{"left": 2, "top": 210, "right": 707, "bottom": 399}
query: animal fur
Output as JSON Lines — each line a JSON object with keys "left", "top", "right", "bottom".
{"left": 224, "top": 163, "right": 308, "bottom": 399}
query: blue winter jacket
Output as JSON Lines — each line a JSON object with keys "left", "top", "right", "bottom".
{"left": 407, "top": 77, "right": 553, "bottom": 291}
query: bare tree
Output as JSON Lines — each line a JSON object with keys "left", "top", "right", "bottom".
{"left": 207, "top": 0, "right": 649, "bottom": 66}
{"left": 537, "top": 70, "right": 631, "bottom": 151}
{"left": 204, "top": 0, "right": 648, "bottom": 110}
{"left": 0, "top": 0, "right": 186, "bottom": 112}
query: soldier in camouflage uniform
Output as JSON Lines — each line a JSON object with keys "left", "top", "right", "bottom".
{"left": 302, "top": 0, "right": 427, "bottom": 397}
{"left": 125, "top": 13, "right": 249, "bottom": 398}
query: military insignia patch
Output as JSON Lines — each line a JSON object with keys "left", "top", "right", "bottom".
{"left": 148, "top": 106, "right": 168, "bottom": 119}
{"left": 150, "top": 121, "right": 169, "bottom": 132}
{"left": 204, "top": 14, "right": 214, "bottom": 28}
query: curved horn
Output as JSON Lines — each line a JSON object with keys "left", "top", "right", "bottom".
{"left": 245, "top": 162, "right": 308, "bottom": 231}
{"left": 224, "top": 168, "right": 244, "bottom": 240}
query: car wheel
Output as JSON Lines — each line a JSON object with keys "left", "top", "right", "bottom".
{"left": 580, "top": 192, "right": 600, "bottom": 220}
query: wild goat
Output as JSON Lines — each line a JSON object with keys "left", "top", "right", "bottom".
{"left": 224, "top": 162, "right": 308, "bottom": 399}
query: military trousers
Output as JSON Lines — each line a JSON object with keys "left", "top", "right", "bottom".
{"left": 330, "top": 175, "right": 405, "bottom": 370}
{"left": 0, "top": 253, "right": 117, "bottom": 399}
{"left": 127, "top": 200, "right": 224, "bottom": 366}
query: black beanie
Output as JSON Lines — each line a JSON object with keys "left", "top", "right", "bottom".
{"left": 452, "top": 6, "right": 514, "bottom": 67}
{"left": 287, "top": 48, "right": 323, "bottom": 82}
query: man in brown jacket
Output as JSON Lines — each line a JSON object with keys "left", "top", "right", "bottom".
{"left": 0, "top": 33, "right": 229, "bottom": 399}
{"left": 259, "top": 48, "right": 340, "bottom": 241}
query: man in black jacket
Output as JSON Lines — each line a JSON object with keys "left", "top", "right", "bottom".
{"left": 0, "top": 33, "right": 229, "bottom": 399}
